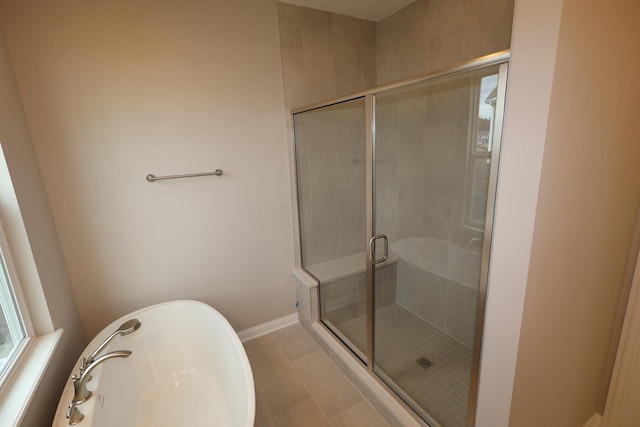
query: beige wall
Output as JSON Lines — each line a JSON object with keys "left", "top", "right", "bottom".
{"left": 0, "top": 24, "right": 85, "bottom": 426}
{"left": 509, "top": 0, "right": 640, "bottom": 425}
{"left": 277, "top": 2, "right": 377, "bottom": 110}
{"left": 475, "top": 0, "right": 565, "bottom": 424}
{"left": 0, "top": 0, "right": 296, "bottom": 339}
{"left": 377, "top": 0, "right": 514, "bottom": 84}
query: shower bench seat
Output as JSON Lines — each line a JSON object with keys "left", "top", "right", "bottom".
{"left": 301, "top": 252, "right": 398, "bottom": 326}
{"left": 305, "top": 251, "right": 397, "bottom": 284}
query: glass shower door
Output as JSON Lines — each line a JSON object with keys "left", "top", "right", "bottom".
{"left": 372, "top": 64, "right": 505, "bottom": 427}
{"left": 293, "top": 98, "right": 369, "bottom": 361}
{"left": 292, "top": 53, "right": 509, "bottom": 427}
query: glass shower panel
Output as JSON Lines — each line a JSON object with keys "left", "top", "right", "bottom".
{"left": 373, "top": 65, "right": 501, "bottom": 427}
{"left": 293, "top": 98, "right": 368, "bottom": 360}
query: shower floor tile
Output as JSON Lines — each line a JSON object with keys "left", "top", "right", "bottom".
{"left": 336, "top": 304, "right": 472, "bottom": 427}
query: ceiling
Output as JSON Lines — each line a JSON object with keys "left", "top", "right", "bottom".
{"left": 278, "top": 0, "right": 416, "bottom": 22}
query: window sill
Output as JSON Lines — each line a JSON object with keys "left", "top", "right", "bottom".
{"left": 0, "top": 329, "right": 63, "bottom": 427}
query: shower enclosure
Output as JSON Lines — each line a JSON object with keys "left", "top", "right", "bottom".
{"left": 293, "top": 52, "right": 508, "bottom": 427}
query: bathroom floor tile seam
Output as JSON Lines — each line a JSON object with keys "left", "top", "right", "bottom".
{"left": 245, "top": 324, "right": 391, "bottom": 427}
{"left": 257, "top": 390, "right": 385, "bottom": 427}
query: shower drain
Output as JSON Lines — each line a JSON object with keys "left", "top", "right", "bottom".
{"left": 416, "top": 356, "right": 433, "bottom": 369}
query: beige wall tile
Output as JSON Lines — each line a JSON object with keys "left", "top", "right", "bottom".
{"left": 336, "top": 77, "right": 363, "bottom": 97}
{"left": 334, "top": 15, "right": 363, "bottom": 80}
{"left": 361, "top": 52, "right": 377, "bottom": 89}
{"left": 376, "top": 12, "right": 401, "bottom": 84}
{"left": 428, "top": 0, "right": 465, "bottom": 33}
{"left": 338, "top": 216, "right": 365, "bottom": 257}
{"left": 280, "top": 46, "right": 307, "bottom": 109}
{"left": 313, "top": 231, "right": 340, "bottom": 263}
{"left": 361, "top": 21, "right": 377, "bottom": 59}
{"left": 377, "top": 0, "right": 514, "bottom": 84}
{"left": 277, "top": 2, "right": 304, "bottom": 49}
{"left": 277, "top": 2, "right": 376, "bottom": 110}
{"left": 302, "top": 8, "right": 336, "bottom": 105}
{"left": 397, "top": 4, "right": 428, "bottom": 78}
{"left": 427, "top": 30, "right": 464, "bottom": 71}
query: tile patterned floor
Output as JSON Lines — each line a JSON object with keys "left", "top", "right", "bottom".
{"left": 244, "top": 324, "right": 391, "bottom": 427}
{"left": 338, "top": 304, "right": 472, "bottom": 427}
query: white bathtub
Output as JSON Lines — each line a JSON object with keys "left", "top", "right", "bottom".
{"left": 52, "top": 300, "right": 255, "bottom": 427}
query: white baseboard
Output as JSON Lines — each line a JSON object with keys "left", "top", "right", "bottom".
{"left": 237, "top": 312, "right": 299, "bottom": 342}
{"left": 583, "top": 413, "right": 602, "bottom": 427}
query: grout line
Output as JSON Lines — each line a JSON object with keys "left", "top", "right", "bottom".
{"left": 287, "top": 329, "right": 383, "bottom": 424}
{"left": 295, "top": 330, "right": 386, "bottom": 424}
{"left": 334, "top": 303, "right": 471, "bottom": 426}
{"left": 270, "top": 396, "right": 330, "bottom": 425}
{"left": 255, "top": 387, "right": 276, "bottom": 426}
{"left": 251, "top": 337, "right": 315, "bottom": 421}
{"left": 275, "top": 345, "right": 317, "bottom": 416}
{"left": 250, "top": 326, "right": 390, "bottom": 426}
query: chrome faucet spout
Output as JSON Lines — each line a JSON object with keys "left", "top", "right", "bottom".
{"left": 72, "top": 350, "right": 132, "bottom": 405}
{"left": 86, "top": 319, "right": 140, "bottom": 365}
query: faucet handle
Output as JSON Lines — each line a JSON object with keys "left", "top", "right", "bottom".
{"left": 66, "top": 403, "right": 84, "bottom": 425}
{"left": 72, "top": 349, "right": 131, "bottom": 405}
{"left": 78, "top": 358, "right": 93, "bottom": 383}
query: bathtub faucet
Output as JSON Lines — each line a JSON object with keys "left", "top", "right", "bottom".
{"left": 84, "top": 319, "right": 141, "bottom": 368}
{"left": 72, "top": 350, "right": 132, "bottom": 405}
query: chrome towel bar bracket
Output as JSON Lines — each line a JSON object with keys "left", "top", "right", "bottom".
{"left": 146, "top": 169, "right": 223, "bottom": 182}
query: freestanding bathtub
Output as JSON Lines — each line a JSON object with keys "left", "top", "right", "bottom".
{"left": 52, "top": 300, "right": 255, "bottom": 427}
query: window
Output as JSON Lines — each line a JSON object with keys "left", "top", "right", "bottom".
{"left": 464, "top": 73, "right": 499, "bottom": 228}
{"left": 0, "top": 218, "right": 30, "bottom": 380}
{"left": 0, "top": 143, "right": 64, "bottom": 424}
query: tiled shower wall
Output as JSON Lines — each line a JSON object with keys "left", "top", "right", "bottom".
{"left": 282, "top": 1, "right": 512, "bottom": 347}
{"left": 278, "top": 3, "right": 376, "bottom": 267}
{"left": 279, "top": 0, "right": 513, "bottom": 269}
{"left": 321, "top": 264, "right": 397, "bottom": 326}
{"left": 377, "top": 0, "right": 515, "bottom": 85}
{"left": 278, "top": 2, "right": 377, "bottom": 111}
{"left": 294, "top": 102, "right": 366, "bottom": 266}
{"left": 376, "top": 76, "right": 482, "bottom": 347}
{"left": 372, "top": 0, "right": 512, "bottom": 346}
{"left": 375, "top": 77, "right": 474, "bottom": 246}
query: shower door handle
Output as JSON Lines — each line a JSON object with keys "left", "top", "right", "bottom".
{"left": 368, "top": 234, "right": 388, "bottom": 264}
